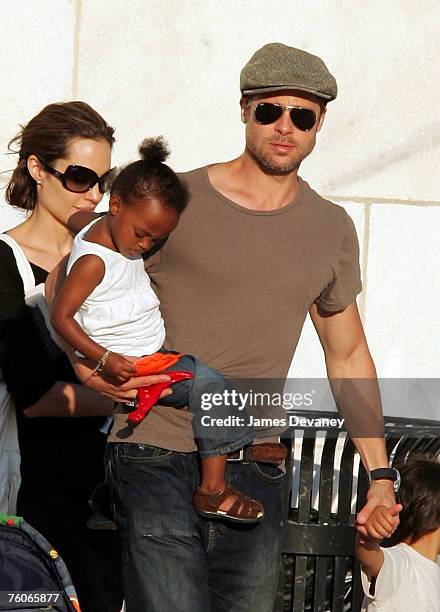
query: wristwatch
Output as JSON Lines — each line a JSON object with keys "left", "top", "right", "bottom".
{"left": 367, "top": 468, "right": 401, "bottom": 493}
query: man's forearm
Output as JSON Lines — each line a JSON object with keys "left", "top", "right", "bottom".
{"left": 328, "top": 354, "right": 396, "bottom": 523}
{"left": 313, "top": 303, "right": 395, "bottom": 523}
{"left": 327, "top": 350, "right": 387, "bottom": 469}
{"left": 327, "top": 350, "right": 396, "bottom": 519}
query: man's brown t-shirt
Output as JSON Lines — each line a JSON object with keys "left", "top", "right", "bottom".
{"left": 109, "top": 166, "right": 362, "bottom": 449}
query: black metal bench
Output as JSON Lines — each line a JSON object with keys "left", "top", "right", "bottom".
{"left": 275, "top": 412, "right": 440, "bottom": 612}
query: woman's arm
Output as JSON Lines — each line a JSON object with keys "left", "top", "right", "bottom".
{"left": 23, "top": 380, "right": 114, "bottom": 418}
{"left": 0, "top": 241, "right": 60, "bottom": 411}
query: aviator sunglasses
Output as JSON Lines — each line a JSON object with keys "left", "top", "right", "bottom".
{"left": 250, "top": 102, "right": 318, "bottom": 132}
{"left": 39, "top": 158, "right": 114, "bottom": 194}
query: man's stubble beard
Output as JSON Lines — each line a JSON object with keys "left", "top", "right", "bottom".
{"left": 246, "top": 138, "right": 316, "bottom": 176}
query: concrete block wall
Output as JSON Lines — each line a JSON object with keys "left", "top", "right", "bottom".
{"left": 1, "top": 1, "right": 439, "bottom": 380}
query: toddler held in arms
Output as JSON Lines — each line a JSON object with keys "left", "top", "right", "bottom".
{"left": 51, "top": 138, "right": 265, "bottom": 523}
{"left": 356, "top": 456, "right": 440, "bottom": 611}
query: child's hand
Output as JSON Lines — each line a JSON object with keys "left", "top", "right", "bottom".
{"left": 104, "top": 352, "right": 137, "bottom": 383}
{"left": 363, "top": 503, "right": 402, "bottom": 542}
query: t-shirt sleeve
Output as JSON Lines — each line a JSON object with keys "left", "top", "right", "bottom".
{"left": 315, "top": 212, "right": 362, "bottom": 312}
{"left": 0, "top": 241, "right": 71, "bottom": 410}
{"left": 361, "top": 546, "right": 408, "bottom": 605}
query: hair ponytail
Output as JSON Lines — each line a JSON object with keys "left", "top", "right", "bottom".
{"left": 138, "top": 137, "right": 169, "bottom": 164}
{"left": 5, "top": 155, "right": 36, "bottom": 211}
{"left": 111, "top": 136, "right": 188, "bottom": 215}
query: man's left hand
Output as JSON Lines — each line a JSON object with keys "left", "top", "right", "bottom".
{"left": 356, "top": 480, "right": 397, "bottom": 540}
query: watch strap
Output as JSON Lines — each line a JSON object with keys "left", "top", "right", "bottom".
{"left": 368, "top": 467, "right": 401, "bottom": 492}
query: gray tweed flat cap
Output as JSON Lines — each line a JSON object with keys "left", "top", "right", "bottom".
{"left": 240, "top": 43, "right": 337, "bottom": 101}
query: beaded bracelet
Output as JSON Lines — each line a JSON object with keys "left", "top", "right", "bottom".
{"left": 85, "top": 349, "right": 111, "bottom": 381}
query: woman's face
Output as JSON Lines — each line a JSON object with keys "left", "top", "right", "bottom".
{"left": 32, "top": 137, "right": 111, "bottom": 226}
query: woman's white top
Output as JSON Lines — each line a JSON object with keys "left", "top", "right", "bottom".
{"left": 67, "top": 220, "right": 165, "bottom": 357}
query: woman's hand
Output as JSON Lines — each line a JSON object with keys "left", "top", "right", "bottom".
{"left": 73, "top": 354, "right": 172, "bottom": 402}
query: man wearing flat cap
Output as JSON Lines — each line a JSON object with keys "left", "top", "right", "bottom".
{"left": 107, "top": 43, "right": 395, "bottom": 612}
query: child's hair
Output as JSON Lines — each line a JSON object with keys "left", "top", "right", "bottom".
{"left": 6, "top": 101, "right": 115, "bottom": 211}
{"left": 111, "top": 137, "right": 188, "bottom": 214}
{"left": 388, "top": 455, "right": 440, "bottom": 545}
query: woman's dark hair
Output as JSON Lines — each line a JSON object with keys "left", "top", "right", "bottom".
{"left": 111, "top": 137, "right": 188, "bottom": 214}
{"left": 6, "top": 101, "right": 115, "bottom": 211}
{"left": 388, "top": 456, "right": 440, "bottom": 545}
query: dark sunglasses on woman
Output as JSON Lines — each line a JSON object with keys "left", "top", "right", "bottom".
{"left": 39, "top": 158, "right": 115, "bottom": 194}
{"left": 250, "top": 102, "right": 318, "bottom": 132}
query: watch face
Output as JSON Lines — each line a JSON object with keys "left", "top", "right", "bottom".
{"left": 393, "top": 469, "right": 401, "bottom": 492}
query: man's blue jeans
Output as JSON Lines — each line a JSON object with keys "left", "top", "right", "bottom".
{"left": 108, "top": 442, "right": 287, "bottom": 612}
